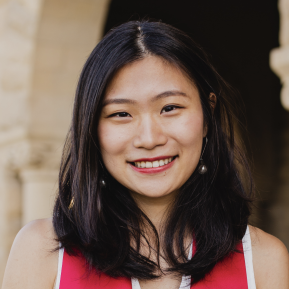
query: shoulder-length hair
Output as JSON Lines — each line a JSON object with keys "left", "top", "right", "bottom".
{"left": 53, "top": 20, "right": 253, "bottom": 284}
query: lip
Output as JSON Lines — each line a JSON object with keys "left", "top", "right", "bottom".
{"left": 129, "top": 156, "right": 177, "bottom": 174}
{"left": 130, "top": 155, "right": 176, "bottom": 162}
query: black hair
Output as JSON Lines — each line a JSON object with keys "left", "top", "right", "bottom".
{"left": 53, "top": 20, "right": 253, "bottom": 284}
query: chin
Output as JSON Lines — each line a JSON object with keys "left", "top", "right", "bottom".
{"left": 132, "top": 186, "right": 178, "bottom": 199}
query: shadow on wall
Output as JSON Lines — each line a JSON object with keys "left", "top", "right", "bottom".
{"left": 103, "top": 0, "right": 289, "bottom": 246}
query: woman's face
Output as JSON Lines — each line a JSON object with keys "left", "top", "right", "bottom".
{"left": 98, "top": 56, "right": 206, "bottom": 200}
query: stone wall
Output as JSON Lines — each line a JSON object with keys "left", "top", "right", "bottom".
{"left": 270, "top": 0, "right": 289, "bottom": 248}
{"left": 0, "top": 0, "right": 110, "bottom": 283}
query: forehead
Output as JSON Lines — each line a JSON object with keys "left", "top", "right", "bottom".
{"left": 104, "top": 56, "right": 199, "bottom": 103}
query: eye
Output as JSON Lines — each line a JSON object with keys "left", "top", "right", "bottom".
{"left": 161, "top": 105, "right": 182, "bottom": 113}
{"left": 109, "top": 112, "right": 131, "bottom": 118}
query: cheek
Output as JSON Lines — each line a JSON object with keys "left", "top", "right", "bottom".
{"left": 174, "top": 114, "right": 204, "bottom": 176}
{"left": 98, "top": 122, "right": 130, "bottom": 164}
{"left": 169, "top": 113, "right": 204, "bottom": 149}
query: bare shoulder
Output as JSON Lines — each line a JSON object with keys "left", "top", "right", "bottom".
{"left": 14, "top": 217, "right": 57, "bottom": 248}
{"left": 2, "top": 218, "right": 59, "bottom": 289}
{"left": 249, "top": 225, "right": 289, "bottom": 289}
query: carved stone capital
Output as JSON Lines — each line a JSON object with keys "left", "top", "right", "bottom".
{"left": 0, "top": 138, "right": 63, "bottom": 171}
{"left": 269, "top": 0, "right": 289, "bottom": 111}
{"left": 270, "top": 46, "right": 289, "bottom": 110}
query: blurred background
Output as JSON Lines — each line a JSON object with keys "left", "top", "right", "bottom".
{"left": 0, "top": 0, "right": 289, "bottom": 283}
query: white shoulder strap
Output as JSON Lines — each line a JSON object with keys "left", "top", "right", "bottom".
{"left": 54, "top": 245, "right": 64, "bottom": 289}
{"left": 242, "top": 226, "right": 257, "bottom": 289}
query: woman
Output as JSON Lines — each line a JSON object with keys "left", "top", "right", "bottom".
{"left": 2, "top": 20, "right": 289, "bottom": 289}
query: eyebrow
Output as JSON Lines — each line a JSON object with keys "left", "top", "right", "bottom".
{"left": 102, "top": 90, "right": 188, "bottom": 107}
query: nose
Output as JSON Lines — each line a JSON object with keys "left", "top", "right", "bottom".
{"left": 133, "top": 115, "right": 167, "bottom": 150}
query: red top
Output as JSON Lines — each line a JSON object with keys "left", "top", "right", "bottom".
{"left": 58, "top": 241, "right": 248, "bottom": 289}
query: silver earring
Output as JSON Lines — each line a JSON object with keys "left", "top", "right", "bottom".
{"left": 101, "top": 179, "right": 106, "bottom": 187}
{"left": 198, "top": 137, "right": 208, "bottom": 174}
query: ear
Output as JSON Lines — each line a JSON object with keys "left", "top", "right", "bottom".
{"left": 203, "top": 93, "right": 217, "bottom": 137}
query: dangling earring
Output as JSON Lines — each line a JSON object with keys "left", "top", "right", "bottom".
{"left": 100, "top": 174, "right": 107, "bottom": 187}
{"left": 101, "top": 178, "right": 106, "bottom": 187}
{"left": 198, "top": 137, "right": 208, "bottom": 174}
{"left": 68, "top": 178, "right": 106, "bottom": 210}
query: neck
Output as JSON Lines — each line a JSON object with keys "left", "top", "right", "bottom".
{"left": 130, "top": 190, "right": 178, "bottom": 233}
{"left": 129, "top": 189, "right": 192, "bottom": 268}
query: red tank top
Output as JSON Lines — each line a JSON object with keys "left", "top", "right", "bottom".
{"left": 56, "top": 227, "right": 255, "bottom": 289}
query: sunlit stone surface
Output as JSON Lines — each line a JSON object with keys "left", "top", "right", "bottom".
{"left": 0, "top": 0, "right": 110, "bottom": 283}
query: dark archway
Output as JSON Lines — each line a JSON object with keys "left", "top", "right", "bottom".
{"left": 103, "top": 0, "right": 285, "bottom": 234}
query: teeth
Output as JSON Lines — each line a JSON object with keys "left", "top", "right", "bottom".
{"left": 133, "top": 157, "right": 175, "bottom": 168}
{"left": 146, "top": 161, "right": 153, "bottom": 168}
{"left": 152, "top": 161, "right": 159, "bottom": 167}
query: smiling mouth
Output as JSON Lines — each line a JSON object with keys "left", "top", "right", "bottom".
{"left": 130, "top": 156, "right": 178, "bottom": 168}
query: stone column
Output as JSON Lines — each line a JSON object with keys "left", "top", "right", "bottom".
{"left": 20, "top": 169, "right": 58, "bottom": 225}
{"left": 0, "top": 0, "right": 111, "bottom": 283}
{"left": 269, "top": 0, "right": 289, "bottom": 248}
{"left": 0, "top": 0, "right": 44, "bottom": 283}
{"left": 0, "top": 166, "right": 21, "bottom": 283}
{"left": 270, "top": 0, "right": 289, "bottom": 109}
